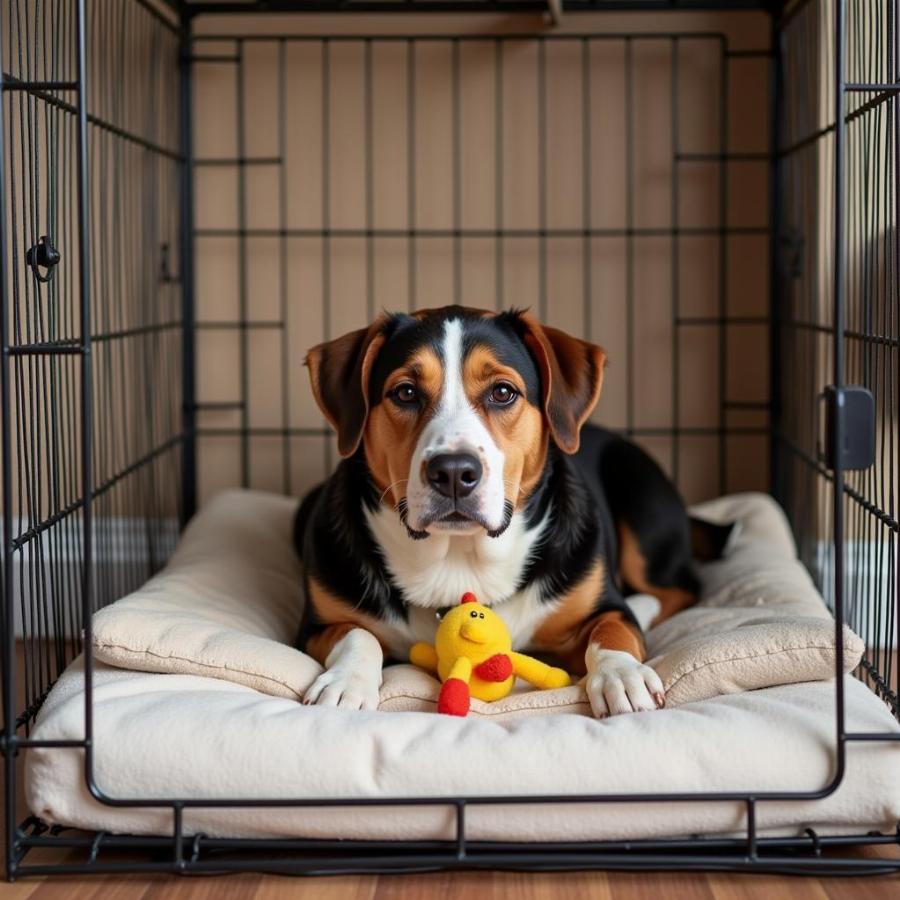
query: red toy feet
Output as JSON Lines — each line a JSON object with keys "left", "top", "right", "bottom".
{"left": 437, "top": 677, "right": 470, "bottom": 716}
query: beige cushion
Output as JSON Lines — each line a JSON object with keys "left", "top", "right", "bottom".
{"left": 33, "top": 489, "right": 892, "bottom": 843}
{"left": 92, "top": 489, "right": 864, "bottom": 713}
{"left": 93, "top": 491, "right": 321, "bottom": 701}
{"left": 25, "top": 662, "right": 900, "bottom": 842}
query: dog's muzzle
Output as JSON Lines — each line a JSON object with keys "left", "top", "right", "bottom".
{"left": 399, "top": 493, "right": 514, "bottom": 542}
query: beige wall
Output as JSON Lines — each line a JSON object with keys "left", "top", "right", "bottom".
{"left": 190, "top": 10, "right": 772, "bottom": 506}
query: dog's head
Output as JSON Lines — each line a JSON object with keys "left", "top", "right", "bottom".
{"left": 305, "top": 307, "right": 606, "bottom": 540}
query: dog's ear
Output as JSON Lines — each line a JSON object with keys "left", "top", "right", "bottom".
{"left": 517, "top": 312, "right": 606, "bottom": 454}
{"left": 305, "top": 317, "right": 388, "bottom": 457}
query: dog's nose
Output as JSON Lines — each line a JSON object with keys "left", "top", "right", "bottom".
{"left": 426, "top": 453, "right": 483, "bottom": 500}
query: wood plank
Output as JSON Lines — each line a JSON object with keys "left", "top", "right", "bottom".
{"left": 254, "top": 874, "right": 377, "bottom": 900}
{"left": 604, "top": 870, "right": 716, "bottom": 900}
{"left": 374, "top": 870, "right": 613, "bottom": 900}
{"left": 0, "top": 873, "right": 43, "bottom": 900}
{"left": 142, "top": 874, "right": 261, "bottom": 900}
{"left": 25, "top": 869, "right": 157, "bottom": 900}
{"left": 823, "top": 876, "right": 900, "bottom": 900}
{"left": 490, "top": 871, "right": 612, "bottom": 900}
{"left": 707, "top": 873, "right": 830, "bottom": 900}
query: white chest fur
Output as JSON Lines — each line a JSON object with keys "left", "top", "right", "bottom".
{"left": 364, "top": 502, "right": 551, "bottom": 656}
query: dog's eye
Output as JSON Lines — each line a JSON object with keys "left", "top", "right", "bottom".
{"left": 488, "top": 382, "right": 518, "bottom": 406}
{"left": 390, "top": 383, "right": 419, "bottom": 406}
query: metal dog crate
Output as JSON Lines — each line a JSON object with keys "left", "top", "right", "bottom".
{"left": 1, "top": 0, "right": 898, "bottom": 878}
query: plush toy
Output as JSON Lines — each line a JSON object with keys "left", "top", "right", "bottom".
{"left": 409, "top": 592, "right": 571, "bottom": 716}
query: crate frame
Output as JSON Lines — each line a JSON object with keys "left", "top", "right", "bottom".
{"left": 2, "top": 0, "right": 900, "bottom": 879}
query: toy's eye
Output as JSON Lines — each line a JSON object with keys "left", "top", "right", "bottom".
{"left": 487, "top": 382, "right": 518, "bottom": 406}
{"left": 479, "top": 612, "right": 485, "bottom": 618}
{"left": 470, "top": 610, "right": 478, "bottom": 618}
{"left": 389, "top": 382, "right": 419, "bottom": 407}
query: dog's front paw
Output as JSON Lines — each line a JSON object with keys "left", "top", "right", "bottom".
{"left": 584, "top": 648, "right": 665, "bottom": 718}
{"left": 303, "top": 666, "right": 381, "bottom": 711}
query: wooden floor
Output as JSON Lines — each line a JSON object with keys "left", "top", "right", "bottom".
{"left": 4, "top": 646, "right": 899, "bottom": 898}
{"left": 1, "top": 859, "right": 900, "bottom": 900}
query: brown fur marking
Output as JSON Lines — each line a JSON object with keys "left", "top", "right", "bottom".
{"left": 618, "top": 522, "right": 698, "bottom": 627}
{"left": 533, "top": 606, "right": 646, "bottom": 677}
{"left": 306, "top": 577, "right": 391, "bottom": 664}
{"left": 517, "top": 311, "right": 607, "bottom": 455}
{"left": 532, "top": 560, "right": 605, "bottom": 669}
{"left": 588, "top": 610, "right": 646, "bottom": 665}
{"left": 305, "top": 623, "right": 358, "bottom": 665}
{"left": 363, "top": 346, "right": 443, "bottom": 506}
{"left": 305, "top": 317, "right": 388, "bottom": 458}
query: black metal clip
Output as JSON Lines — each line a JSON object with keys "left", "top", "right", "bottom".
{"left": 25, "top": 234, "right": 61, "bottom": 283}
{"left": 803, "top": 827, "right": 822, "bottom": 857}
{"left": 87, "top": 830, "right": 108, "bottom": 865}
{"left": 818, "top": 385, "right": 876, "bottom": 472}
{"left": 190, "top": 832, "right": 206, "bottom": 864}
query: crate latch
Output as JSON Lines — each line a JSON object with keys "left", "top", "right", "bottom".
{"left": 25, "top": 234, "right": 61, "bottom": 283}
{"left": 819, "top": 385, "right": 875, "bottom": 471}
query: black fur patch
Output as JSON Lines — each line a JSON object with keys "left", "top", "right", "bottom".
{"left": 296, "top": 453, "right": 409, "bottom": 640}
{"left": 518, "top": 446, "right": 602, "bottom": 602}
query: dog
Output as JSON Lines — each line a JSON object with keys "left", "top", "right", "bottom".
{"left": 293, "top": 306, "right": 730, "bottom": 716}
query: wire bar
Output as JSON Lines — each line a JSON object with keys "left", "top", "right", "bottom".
{"left": 193, "top": 225, "right": 770, "bottom": 238}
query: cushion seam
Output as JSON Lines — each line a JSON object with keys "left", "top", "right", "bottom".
{"left": 93, "top": 641, "right": 309, "bottom": 699}
{"left": 663, "top": 642, "right": 857, "bottom": 692}
{"left": 377, "top": 692, "right": 592, "bottom": 715}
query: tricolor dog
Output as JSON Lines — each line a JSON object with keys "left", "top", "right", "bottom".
{"left": 294, "top": 307, "right": 729, "bottom": 716}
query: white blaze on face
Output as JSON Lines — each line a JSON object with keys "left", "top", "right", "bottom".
{"left": 403, "top": 318, "right": 508, "bottom": 533}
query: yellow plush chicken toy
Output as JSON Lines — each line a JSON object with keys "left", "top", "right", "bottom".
{"left": 410, "top": 592, "right": 571, "bottom": 716}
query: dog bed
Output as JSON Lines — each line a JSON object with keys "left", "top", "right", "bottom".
{"left": 25, "top": 491, "right": 900, "bottom": 842}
